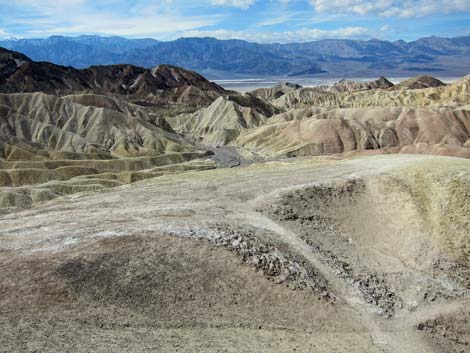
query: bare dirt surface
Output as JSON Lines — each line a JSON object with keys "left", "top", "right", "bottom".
{"left": 1, "top": 154, "right": 469, "bottom": 352}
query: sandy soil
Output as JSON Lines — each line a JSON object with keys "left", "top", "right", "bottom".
{"left": 1, "top": 154, "right": 469, "bottom": 352}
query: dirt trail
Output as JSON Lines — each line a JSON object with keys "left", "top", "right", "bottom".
{"left": 0, "top": 155, "right": 469, "bottom": 352}
{"left": 398, "top": 300, "right": 469, "bottom": 327}
{"left": 238, "top": 210, "right": 433, "bottom": 353}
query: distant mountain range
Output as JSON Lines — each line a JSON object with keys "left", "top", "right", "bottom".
{"left": 1, "top": 35, "right": 469, "bottom": 78}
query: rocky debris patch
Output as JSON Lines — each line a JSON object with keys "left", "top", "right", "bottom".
{"left": 417, "top": 313, "right": 470, "bottom": 352}
{"left": 354, "top": 273, "right": 400, "bottom": 316}
{"left": 301, "top": 235, "right": 400, "bottom": 317}
{"left": 163, "top": 223, "right": 333, "bottom": 298}
{"left": 428, "top": 258, "right": 470, "bottom": 300}
{"left": 264, "top": 180, "right": 402, "bottom": 317}
{"left": 263, "top": 173, "right": 470, "bottom": 318}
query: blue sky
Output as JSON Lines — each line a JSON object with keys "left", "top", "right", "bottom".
{"left": 1, "top": 0, "right": 469, "bottom": 42}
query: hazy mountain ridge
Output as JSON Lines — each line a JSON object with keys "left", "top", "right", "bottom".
{"left": 1, "top": 35, "right": 469, "bottom": 78}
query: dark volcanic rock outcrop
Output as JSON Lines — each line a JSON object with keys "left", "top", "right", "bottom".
{"left": 0, "top": 47, "right": 226, "bottom": 97}
{"left": 330, "top": 77, "right": 394, "bottom": 92}
{"left": 394, "top": 75, "right": 446, "bottom": 90}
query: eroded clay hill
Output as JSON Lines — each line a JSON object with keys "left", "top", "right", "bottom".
{"left": 0, "top": 92, "right": 217, "bottom": 209}
{"left": 2, "top": 58, "right": 470, "bottom": 210}
{"left": 269, "top": 75, "right": 469, "bottom": 109}
{"left": 162, "top": 75, "right": 470, "bottom": 162}
{"left": 0, "top": 49, "right": 241, "bottom": 208}
{"left": 236, "top": 106, "right": 470, "bottom": 159}
{"left": 166, "top": 94, "right": 278, "bottom": 145}
{"left": 1, "top": 47, "right": 470, "bottom": 211}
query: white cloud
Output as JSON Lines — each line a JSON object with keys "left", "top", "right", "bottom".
{"left": 309, "top": 0, "right": 392, "bottom": 16}
{"left": 309, "top": 0, "right": 470, "bottom": 17}
{"left": 0, "top": 29, "right": 10, "bottom": 40}
{"left": 380, "top": 24, "right": 390, "bottom": 32}
{"left": 211, "top": 0, "right": 256, "bottom": 9}
{"left": 2, "top": 0, "right": 466, "bottom": 41}
{"left": 255, "top": 10, "right": 303, "bottom": 27}
{"left": 1, "top": 0, "right": 219, "bottom": 37}
{"left": 183, "top": 26, "right": 371, "bottom": 43}
{"left": 25, "top": 14, "right": 215, "bottom": 37}
{"left": 210, "top": 0, "right": 288, "bottom": 9}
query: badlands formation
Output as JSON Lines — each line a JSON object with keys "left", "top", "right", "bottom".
{"left": 0, "top": 48, "right": 469, "bottom": 352}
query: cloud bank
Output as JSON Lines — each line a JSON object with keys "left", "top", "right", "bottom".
{"left": 0, "top": 0, "right": 468, "bottom": 41}
{"left": 309, "top": 0, "right": 470, "bottom": 17}
{"left": 183, "top": 26, "right": 374, "bottom": 43}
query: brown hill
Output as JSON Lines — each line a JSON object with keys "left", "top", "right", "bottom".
{"left": 0, "top": 47, "right": 226, "bottom": 97}
{"left": 329, "top": 77, "right": 394, "bottom": 92}
{"left": 393, "top": 75, "right": 446, "bottom": 90}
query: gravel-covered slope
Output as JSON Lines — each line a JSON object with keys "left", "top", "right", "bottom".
{"left": 1, "top": 155, "right": 469, "bottom": 352}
